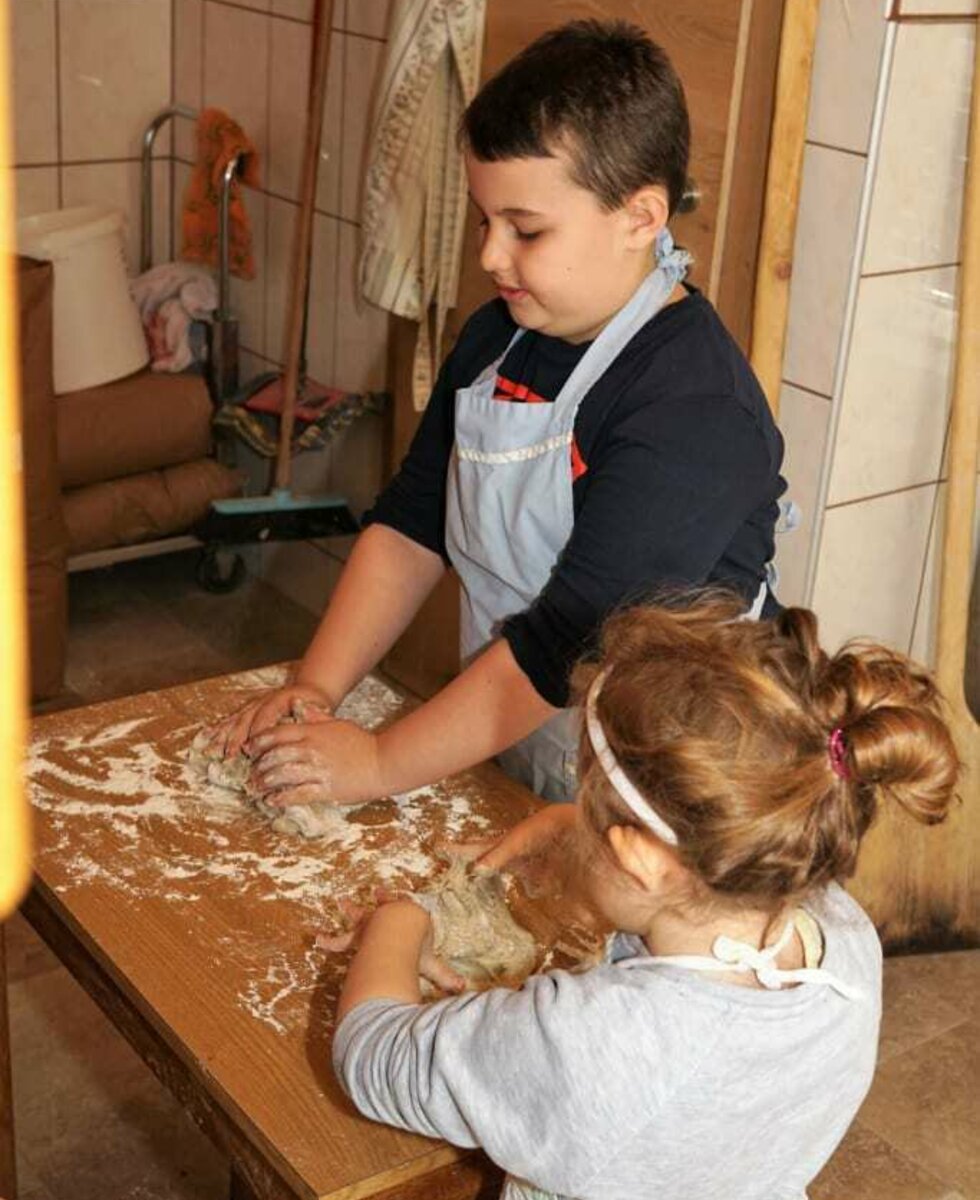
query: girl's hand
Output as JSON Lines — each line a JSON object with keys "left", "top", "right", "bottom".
{"left": 208, "top": 683, "right": 335, "bottom": 758}
{"left": 248, "top": 718, "right": 385, "bottom": 808}
{"left": 326, "top": 899, "right": 466, "bottom": 1016}
{"left": 476, "top": 802, "right": 579, "bottom": 871}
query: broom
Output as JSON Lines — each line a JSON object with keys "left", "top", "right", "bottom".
{"left": 200, "top": 0, "right": 358, "bottom": 543}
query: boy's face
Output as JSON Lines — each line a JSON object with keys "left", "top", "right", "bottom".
{"left": 465, "top": 149, "right": 658, "bottom": 344}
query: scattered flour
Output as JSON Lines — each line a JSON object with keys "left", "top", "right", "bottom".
{"left": 28, "top": 669, "right": 502, "bottom": 1036}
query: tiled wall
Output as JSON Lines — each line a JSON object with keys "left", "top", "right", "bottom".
{"left": 170, "top": 0, "right": 392, "bottom": 612}
{"left": 775, "top": 0, "right": 979, "bottom": 676}
{"left": 10, "top": 0, "right": 173, "bottom": 269}
{"left": 9, "top": 0, "right": 395, "bottom": 619}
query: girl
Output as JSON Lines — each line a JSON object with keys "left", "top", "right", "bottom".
{"left": 332, "top": 598, "right": 958, "bottom": 1200}
{"left": 209, "top": 21, "right": 785, "bottom": 811}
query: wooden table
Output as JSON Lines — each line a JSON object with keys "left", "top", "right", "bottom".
{"left": 17, "top": 666, "right": 547, "bottom": 1200}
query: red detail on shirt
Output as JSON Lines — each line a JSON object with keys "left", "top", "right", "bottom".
{"left": 571, "top": 436, "right": 588, "bottom": 481}
{"left": 493, "top": 375, "right": 549, "bottom": 404}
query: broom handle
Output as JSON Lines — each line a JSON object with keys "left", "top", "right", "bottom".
{"left": 936, "top": 25, "right": 980, "bottom": 716}
{"left": 276, "top": 0, "right": 334, "bottom": 491}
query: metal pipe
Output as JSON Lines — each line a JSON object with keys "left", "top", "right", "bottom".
{"left": 140, "top": 103, "right": 196, "bottom": 273}
{"left": 217, "top": 152, "right": 242, "bottom": 319}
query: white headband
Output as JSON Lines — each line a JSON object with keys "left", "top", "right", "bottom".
{"left": 584, "top": 671, "right": 679, "bottom": 846}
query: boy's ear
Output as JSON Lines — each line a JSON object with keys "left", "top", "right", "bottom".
{"left": 607, "top": 824, "right": 677, "bottom": 892}
{"left": 622, "top": 185, "right": 670, "bottom": 249}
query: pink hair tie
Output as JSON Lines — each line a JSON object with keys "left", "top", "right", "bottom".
{"left": 828, "top": 727, "right": 851, "bottom": 780}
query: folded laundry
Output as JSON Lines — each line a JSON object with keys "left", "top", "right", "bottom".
{"left": 130, "top": 262, "right": 218, "bottom": 373}
{"left": 213, "top": 382, "right": 388, "bottom": 459}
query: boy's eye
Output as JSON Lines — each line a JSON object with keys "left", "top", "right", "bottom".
{"left": 515, "top": 229, "right": 542, "bottom": 242}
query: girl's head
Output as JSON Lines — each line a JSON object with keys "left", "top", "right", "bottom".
{"left": 460, "top": 22, "right": 691, "bottom": 343}
{"left": 571, "top": 597, "right": 959, "bottom": 925}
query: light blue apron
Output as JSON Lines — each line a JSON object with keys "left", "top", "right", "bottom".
{"left": 444, "top": 232, "right": 697, "bottom": 803}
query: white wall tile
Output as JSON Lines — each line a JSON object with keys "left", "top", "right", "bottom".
{"left": 334, "top": 219, "right": 389, "bottom": 391}
{"left": 326, "top": 409, "right": 384, "bottom": 518}
{"left": 314, "top": 31, "right": 345, "bottom": 216}
{"left": 227, "top": 186, "right": 268, "bottom": 358}
{"left": 828, "top": 267, "right": 957, "bottom": 504}
{"left": 774, "top": 385, "right": 832, "bottom": 607}
{"left": 807, "top": 0, "right": 887, "bottom": 154}
{"left": 268, "top": 16, "right": 311, "bottom": 201}
{"left": 909, "top": 477, "right": 980, "bottom": 668}
{"left": 263, "top": 194, "right": 297, "bottom": 362}
{"left": 344, "top": 0, "right": 392, "bottom": 38}
{"left": 811, "top": 485, "right": 936, "bottom": 653}
{"left": 896, "top": 0, "right": 977, "bottom": 13}
{"left": 60, "top": 0, "right": 172, "bottom": 161}
{"left": 10, "top": 0, "right": 58, "bottom": 165}
{"left": 340, "top": 34, "right": 383, "bottom": 222}
{"left": 174, "top": 0, "right": 204, "bottom": 161}
{"left": 203, "top": 1, "right": 270, "bottom": 164}
{"left": 61, "top": 160, "right": 171, "bottom": 273}
{"left": 863, "top": 21, "right": 975, "bottom": 274}
{"left": 307, "top": 212, "right": 341, "bottom": 386}
{"left": 14, "top": 168, "right": 59, "bottom": 220}
{"left": 271, "top": 0, "right": 347, "bottom": 23}
{"left": 783, "top": 145, "right": 866, "bottom": 397}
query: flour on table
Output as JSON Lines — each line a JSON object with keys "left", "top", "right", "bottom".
{"left": 418, "top": 858, "right": 539, "bottom": 991}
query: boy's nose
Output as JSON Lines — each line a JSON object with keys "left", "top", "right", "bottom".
{"left": 479, "top": 225, "right": 510, "bottom": 276}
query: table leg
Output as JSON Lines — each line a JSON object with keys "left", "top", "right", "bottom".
{"left": 230, "top": 1162, "right": 257, "bottom": 1200}
{"left": 0, "top": 924, "right": 17, "bottom": 1200}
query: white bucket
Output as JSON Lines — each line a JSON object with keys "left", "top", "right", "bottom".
{"left": 17, "top": 205, "right": 149, "bottom": 394}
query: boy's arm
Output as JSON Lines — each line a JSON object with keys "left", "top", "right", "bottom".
{"left": 217, "top": 524, "right": 445, "bottom": 755}
{"left": 248, "top": 637, "right": 558, "bottom": 806}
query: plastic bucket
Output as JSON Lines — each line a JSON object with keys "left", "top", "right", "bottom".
{"left": 17, "top": 205, "right": 148, "bottom": 394}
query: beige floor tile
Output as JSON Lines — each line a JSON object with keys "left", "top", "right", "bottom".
{"left": 9, "top": 968, "right": 228, "bottom": 1200}
{"left": 859, "top": 1020, "right": 980, "bottom": 1198}
{"left": 811, "top": 1121, "right": 967, "bottom": 1200}
{"left": 878, "top": 950, "right": 980, "bottom": 1063}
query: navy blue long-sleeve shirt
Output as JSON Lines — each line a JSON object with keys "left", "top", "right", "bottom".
{"left": 364, "top": 289, "right": 785, "bottom": 707}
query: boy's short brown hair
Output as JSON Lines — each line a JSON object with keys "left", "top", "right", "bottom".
{"left": 461, "top": 20, "right": 691, "bottom": 215}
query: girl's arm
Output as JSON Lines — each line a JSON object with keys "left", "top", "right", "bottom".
{"left": 248, "top": 637, "right": 558, "bottom": 806}
{"left": 217, "top": 524, "right": 445, "bottom": 755}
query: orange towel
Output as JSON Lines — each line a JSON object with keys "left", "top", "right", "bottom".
{"left": 181, "top": 108, "right": 261, "bottom": 281}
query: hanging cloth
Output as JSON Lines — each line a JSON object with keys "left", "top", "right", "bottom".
{"left": 359, "top": 0, "right": 487, "bottom": 410}
{"left": 181, "top": 107, "right": 261, "bottom": 280}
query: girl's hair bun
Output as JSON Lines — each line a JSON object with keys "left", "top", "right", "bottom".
{"left": 574, "top": 595, "right": 961, "bottom": 903}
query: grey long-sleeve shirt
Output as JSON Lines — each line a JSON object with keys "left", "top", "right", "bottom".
{"left": 333, "top": 885, "right": 882, "bottom": 1200}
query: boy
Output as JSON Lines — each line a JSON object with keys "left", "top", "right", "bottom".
{"left": 214, "top": 20, "right": 786, "bottom": 808}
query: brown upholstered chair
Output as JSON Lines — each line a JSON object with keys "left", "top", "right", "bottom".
{"left": 17, "top": 255, "right": 242, "bottom": 701}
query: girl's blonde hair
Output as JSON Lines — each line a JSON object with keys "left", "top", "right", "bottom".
{"left": 571, "top": 596, "right": 960, "bottom": 905}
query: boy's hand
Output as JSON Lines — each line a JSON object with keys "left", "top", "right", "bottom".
{"left": 248, "top": 718, "right": 385, "bottom": 808}
{"left": 208, "top": 683, "right": 335, "bottom": 758}
{"left": 477, "top": 803, "right": 579, "bottom": 871}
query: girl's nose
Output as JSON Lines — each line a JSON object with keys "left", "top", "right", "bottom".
{"left": 479, "top": 224, "right": 510, "bottom": 276}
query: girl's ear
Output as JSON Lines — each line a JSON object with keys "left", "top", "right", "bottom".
{"left": 606, "top": 824, "right": 676, "bottom": 893}
{"left": 622, "top": 185, "right": 670, "bottom": 250}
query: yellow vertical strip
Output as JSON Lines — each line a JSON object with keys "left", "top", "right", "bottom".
{"left": 0, "top": 0, "right": 32, "bottom": 920}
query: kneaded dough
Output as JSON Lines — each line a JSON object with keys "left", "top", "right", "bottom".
{"left": 187, "top": 729, "right": 348, "bottom": 839}
{"left": 420, "top": 859, "right": 538, "bottom": 989}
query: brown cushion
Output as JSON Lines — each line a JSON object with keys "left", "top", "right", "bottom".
{"left": 17, "top": 255, "right": 68, "bottom": 701}
{"left": 57, "top": 369, "right": 213, "bottom": 489}
{"left": 62, "top": 458, "right": 244, "bottom": 555}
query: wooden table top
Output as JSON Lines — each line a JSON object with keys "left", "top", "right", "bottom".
{"left": 25, "top": 667, "right": 543, "bottom": 1200}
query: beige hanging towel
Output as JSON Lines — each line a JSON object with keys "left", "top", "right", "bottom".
{"left": 360, "top": 0, "right": 487, "bottom": 411}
